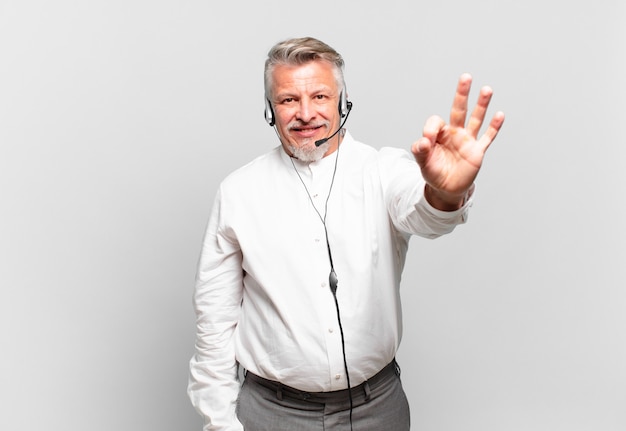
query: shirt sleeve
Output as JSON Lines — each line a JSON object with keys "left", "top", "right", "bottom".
{"left": 378, "top": 147, "right": 473, "bottom": 239}
{"left": 188, "top": 188, "right": 245, "bottom": 431}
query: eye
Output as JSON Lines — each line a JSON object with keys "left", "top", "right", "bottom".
{"left": 314, "top": 94, "right": 326, "bottom": 100}
{"left": 281, "top": 97, "right": 295, "bottom": 104}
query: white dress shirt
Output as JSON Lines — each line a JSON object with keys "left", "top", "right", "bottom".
{"left": 188, "top": 132, "right": 473, "bottom": 431}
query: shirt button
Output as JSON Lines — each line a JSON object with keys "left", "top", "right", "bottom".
{"left": 335, "top": 374, "right": 341, "bottom": 380}
{"left": 328, "top": 328, "right": 334, "bottom": 333}
{"left": 321, "top": 282, "right": 327, "bottom": 288}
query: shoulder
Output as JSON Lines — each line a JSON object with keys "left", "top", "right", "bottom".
{"left": 219, "top": 146, "right": 284, "bottom": 190}
{"left": 341, "top": 132, "right": 415, "bottom": 171}
{"left": 338, "top": 132, "right": 378, "bottom": 173}
{"left": 341, "top": 132, "right": 377, "bottom": 158}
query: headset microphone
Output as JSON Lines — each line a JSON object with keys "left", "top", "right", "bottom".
{"left": 314, "top": 101, "right": 353, "bottom": 147}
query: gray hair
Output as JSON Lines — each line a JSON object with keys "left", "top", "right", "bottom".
{"left": 264, "top": 37, "right": 345, "bottom": 99}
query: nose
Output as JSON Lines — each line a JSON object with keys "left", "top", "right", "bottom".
{"left": 295, "top": 99, "right": 315, "bottom": 123}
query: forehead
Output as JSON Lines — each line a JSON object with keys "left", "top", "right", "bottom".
{"left": 271, "top": 60, "right": 338, "bottom": 95}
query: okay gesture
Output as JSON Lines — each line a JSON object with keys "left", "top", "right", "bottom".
{"left": 412, "top": 73, "right": 505, "bottom": 211}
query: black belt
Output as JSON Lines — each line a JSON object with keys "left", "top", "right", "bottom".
{"left": 245, "top": 359, "right": 400, "bottom": 403}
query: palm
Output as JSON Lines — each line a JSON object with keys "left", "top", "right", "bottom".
{"left": 419, "top": 123, "right": 486, "bottom": 195}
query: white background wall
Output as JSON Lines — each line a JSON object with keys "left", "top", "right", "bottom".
{"left": 1, "top": 1, "right": 624, "bottom": 430}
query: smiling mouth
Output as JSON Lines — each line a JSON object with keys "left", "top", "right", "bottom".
{"left": 289, "top": 124, "right": 325, "bottom": 141}
{"left": 291, "top": 125, "right": 323, "bottom": 132}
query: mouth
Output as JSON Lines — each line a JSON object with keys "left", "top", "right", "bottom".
{"left": 290, "top": 124, "right": 324, "bottom": 138}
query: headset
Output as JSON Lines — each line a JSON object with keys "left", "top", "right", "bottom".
{"left": 264, "top": 87, "right": 351, "bottom": 127}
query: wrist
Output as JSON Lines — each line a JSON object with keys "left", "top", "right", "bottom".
{"left": 424, "top": 183, "right": 474, "bottom": 211}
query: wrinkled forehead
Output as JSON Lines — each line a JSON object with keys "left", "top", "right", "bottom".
{"left": 272, "top": 61, "right": 338, "bottom": 94}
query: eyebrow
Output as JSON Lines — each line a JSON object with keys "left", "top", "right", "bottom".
{"left": 274, "top": 86, "right": 335, "bottom": 101}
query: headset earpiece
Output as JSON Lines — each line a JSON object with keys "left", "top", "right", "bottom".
{"left": 338, "top": 87, "right": 352, "bottom": 118}
{"left": 264, "top": 98, "right": 275, "bottom": 126}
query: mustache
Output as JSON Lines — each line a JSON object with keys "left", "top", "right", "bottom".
{"left": 287, "top": 120, "right": 329, "bottom": 131}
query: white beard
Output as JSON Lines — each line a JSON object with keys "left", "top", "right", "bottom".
{"left": 288, "top": 140, "right": 329, "bottom": 163}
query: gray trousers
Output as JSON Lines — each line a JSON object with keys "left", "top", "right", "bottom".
{"left": 236, "top": 362, "right": 411, "bottom": 431}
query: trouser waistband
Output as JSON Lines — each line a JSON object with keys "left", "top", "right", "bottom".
{"left": 244, "top": 359, "right": 400, "bottom": 403}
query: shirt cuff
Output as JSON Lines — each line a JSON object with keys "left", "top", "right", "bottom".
{"left": 418, "top": 183, "right": 475, "bottom": 223}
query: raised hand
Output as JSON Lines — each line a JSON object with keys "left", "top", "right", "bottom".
{"left": 411, "top": 73, "right": 505, "bottom": 211}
